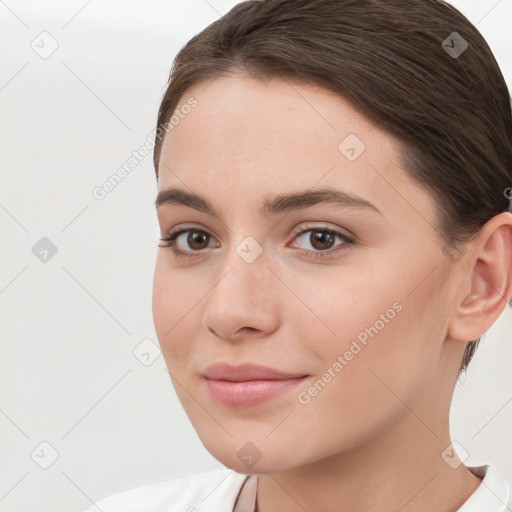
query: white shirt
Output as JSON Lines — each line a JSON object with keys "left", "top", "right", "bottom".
{"left": 85, "top": 464, "right": 512, "bottom": 512}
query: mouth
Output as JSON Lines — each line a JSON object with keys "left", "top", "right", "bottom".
{"left": 201, "top": 362, "right": 309, "bottom": 408}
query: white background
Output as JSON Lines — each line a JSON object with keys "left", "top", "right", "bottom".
{"left": 1, "top": 1, "right": 511, "bottom": 511}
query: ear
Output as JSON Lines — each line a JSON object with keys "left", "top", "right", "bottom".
{"left": 447, "top": 212, "right": 512, "bottom": 342}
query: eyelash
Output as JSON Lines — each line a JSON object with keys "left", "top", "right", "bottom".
{"left": 158, "top": 225, "right": 354, "bottom": 260}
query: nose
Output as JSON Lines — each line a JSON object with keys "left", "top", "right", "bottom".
{"left": 202, "top": 242, "right": 280, "bottom": 342}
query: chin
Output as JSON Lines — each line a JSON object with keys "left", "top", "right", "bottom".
{"left": 202, "top": 436, "right": 303, "bottom": 475}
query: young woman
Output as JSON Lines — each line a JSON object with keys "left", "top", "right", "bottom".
{"left": 87, "top": 0, "right": 512, "bottom": 510}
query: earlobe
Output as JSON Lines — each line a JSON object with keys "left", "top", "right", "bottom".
{"left": 447, "top": 213, "right": 512, "bottom": 342}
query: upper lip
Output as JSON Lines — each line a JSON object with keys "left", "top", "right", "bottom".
{"left": 202, "top": 362, "right": 308, "bottom": 381}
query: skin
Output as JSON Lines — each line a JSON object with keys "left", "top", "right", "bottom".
{"left": 152, "top": 73, "right": 512, "bottom": 512}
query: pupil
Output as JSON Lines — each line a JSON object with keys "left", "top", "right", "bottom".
{"left": 312, "top": 231, "right": 333, "bottom": 250}
{"left": 189, "top": 232, "right": 208, "bottom": 250}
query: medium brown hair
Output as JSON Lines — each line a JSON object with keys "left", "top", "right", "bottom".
{"left": 153, "top": 0, "right": 512, "bottom": 375}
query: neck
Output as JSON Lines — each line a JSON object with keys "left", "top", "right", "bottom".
{"left": 256, "top": 415, "right": 481, "bottom": 512}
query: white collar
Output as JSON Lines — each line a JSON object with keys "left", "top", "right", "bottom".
{"left": 458, "top": 464, "right": 511, "bottom": 511}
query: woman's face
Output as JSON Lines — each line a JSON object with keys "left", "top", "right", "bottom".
{"left": 153, "top": 74, "right": 462, "bottom": 473}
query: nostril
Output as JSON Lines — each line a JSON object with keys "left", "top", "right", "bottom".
{"left": 241, "top": 327, "right": 257, "bottom": 333}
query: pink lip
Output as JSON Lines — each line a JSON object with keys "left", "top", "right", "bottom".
{"left": 202, "top": 363, "right": 308, "bottom": 407}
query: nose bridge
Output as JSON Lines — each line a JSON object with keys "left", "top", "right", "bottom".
{"left": 202, "top": 233, "right": 278, "bottom": 337}
{"left": 212, "top": 234, "right": 270, "bottom": 303}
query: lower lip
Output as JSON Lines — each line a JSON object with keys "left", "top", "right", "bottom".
{"left": 204, "top": 377, "right": 307, "bottom": 407}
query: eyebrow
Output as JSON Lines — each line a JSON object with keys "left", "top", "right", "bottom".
{"left": 154, "top": 186, "right": 382, "bottom": 218}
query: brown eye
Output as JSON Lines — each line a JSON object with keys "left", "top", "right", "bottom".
{"left": 292, "top": 226, "right": 354, "bottom": 259}
{"left": 158, "top": 228, "right": 217, "bottom": 257}
{"left": 308, "top": 230, "right": 336, "bottom": 250}
{"left": 186, "top": 231, "right": 210, "bottom": 250}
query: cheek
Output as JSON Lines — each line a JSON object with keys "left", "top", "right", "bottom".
{"left": 290, "top": 293, "right": 438, "bottom": 454}
{"left": 294, "top": 264, "right": 403, "bottom": 358}
{"left": 305, "top": 257, "right": 448, "bottom": 395}
{"left": 152, "top": 259, "right": 200, "bottom": 366}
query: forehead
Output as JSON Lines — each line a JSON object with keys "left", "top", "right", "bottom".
{"left": 160, "top": 73, "right": 392, "bottom": 165}
{"left": 157, "top": 74, "right": 435, "bottom": 226}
